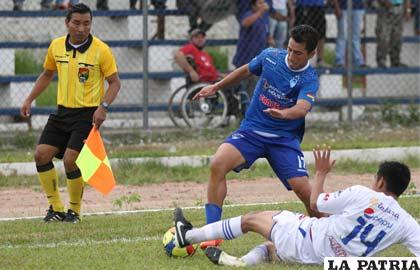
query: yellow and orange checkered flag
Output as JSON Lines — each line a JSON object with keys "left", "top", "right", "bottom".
{"left": 76, "top": 127, "right": 115, "bottom": 195}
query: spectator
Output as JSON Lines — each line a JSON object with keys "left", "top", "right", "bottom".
{"left": 13, "top": 0, "right": 78, "bottom": 10}
{"left": 233, "top": 0, "right": 273, "bottom": 97}
{"left": 412, "top": 0, "right": 420, "bottom": 35}
{"left": 173, "top": 29, "right": 219, "bottom": 84}
{"left": 376, "top": 0, "right": 411, "bottom": 68}
{"left": 55, "top": 0, "right": 78, "bottom": 9}
{"left": 130, "top": 0, "right": 137, "bottom": 9}
{"left": 96, "top": 0, "right": 109, "bottom": 10}
{"left": 295, "top": 0, "right": 340, "bottom": 67}
{"left": 335, "top": 0, "right": 368, "bottom": 67}
{"left": 151, "top": 0, "right": 167, "bottom": 40}
{"left": 269, "top": 0, "right": 295, "bottom": 49}
{"left": 176, "top": 0, "right": 212, "bottom": 34}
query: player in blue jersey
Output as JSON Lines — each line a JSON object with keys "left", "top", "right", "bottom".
{"left": 193, "top": 25, "right": 321, "bottom": 229}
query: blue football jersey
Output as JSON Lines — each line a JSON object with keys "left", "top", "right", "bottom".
{"left": 240, "top": 48, "right": 319, "bottom": 141}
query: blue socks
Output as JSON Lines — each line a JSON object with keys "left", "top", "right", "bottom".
{"left": 205, "top": 203, "right": 222, "bottom": 224}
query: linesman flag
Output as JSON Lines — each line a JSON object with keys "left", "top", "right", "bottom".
{"left": 76, "top": 127, "right": 115, "bottom": 195}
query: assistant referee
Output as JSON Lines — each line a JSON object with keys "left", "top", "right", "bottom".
{"left": 20, "top": 3, "right": 121, "bottom": 223}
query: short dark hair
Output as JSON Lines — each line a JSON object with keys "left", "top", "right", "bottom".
{"left": 377, "top": 161, "right": 411, "bottom": 197}
{"left": 290, "top": 25, "right": 319, "bottom": 53}
{"left": 66, "top": 3, "right": 92, "bottom": 22}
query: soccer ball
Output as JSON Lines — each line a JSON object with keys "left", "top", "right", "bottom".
{"left": 162, "top": 227, "right": 198, "bottom": 257}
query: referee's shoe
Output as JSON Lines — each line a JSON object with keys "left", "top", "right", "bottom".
{"left": 43, "top": 205, "right": 66, "bottom": 222}
{"left": 63, "top": 209, "right": 81, "bottom": 223}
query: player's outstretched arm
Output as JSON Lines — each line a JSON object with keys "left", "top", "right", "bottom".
{"left": 310, "top": 145, "right": 336, "bottom": 212}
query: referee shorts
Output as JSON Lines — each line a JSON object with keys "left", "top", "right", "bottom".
{"left": 38, "top": 105, "right": 97, "bottom": 159}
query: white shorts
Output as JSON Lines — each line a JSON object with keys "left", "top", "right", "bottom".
{"left": 270, "top": 211, "right": 321, "bottom": 264}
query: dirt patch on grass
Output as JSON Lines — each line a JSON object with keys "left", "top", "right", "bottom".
{"left": 1, "top": 171, "right": 419, "bottom": 219}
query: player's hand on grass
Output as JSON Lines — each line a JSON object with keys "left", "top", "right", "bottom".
{"left": 20, "top": 99, "right": 32, "bottom": 118}
{"left": 313, "top": 145, "right": 336, "bottom": 176}
{"left": 193, "top": 84, "right": 218, "bottom": 100}
{"left": 93, "top": 106, "right": 107, "bottom": 128}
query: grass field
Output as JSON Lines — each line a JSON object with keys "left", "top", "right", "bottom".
{"left": 0, "top": 124, "right": 419, "bottom": 163}
{"left": 1, "top": 156, "right": 419, "bottom": 188}
{"left": 1, "top": 198, "right": 419, "bottom": 270}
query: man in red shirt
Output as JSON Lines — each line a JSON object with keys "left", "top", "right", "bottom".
{"left": 173, "top": 29, "right": 219, "bottom": 83}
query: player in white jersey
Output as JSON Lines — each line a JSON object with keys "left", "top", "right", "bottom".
{"left": 173, "top": 146, "right": 420, "bottom": 266}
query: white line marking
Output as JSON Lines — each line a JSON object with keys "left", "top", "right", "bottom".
{"left": 0, "top": 236, "right": 161, "bottom": 249}
{"left": 0, "top": 200, "right": 302, "bottom": 222}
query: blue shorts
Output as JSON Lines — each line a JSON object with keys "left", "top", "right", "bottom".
{"left": 224, "top": 130, "right": 308, "bottom": 190}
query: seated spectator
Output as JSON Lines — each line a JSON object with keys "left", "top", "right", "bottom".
{"left": 173, "top": 29, "right": 219, "bottom": 84}
{"left": 335, "top": 0, "right": 368, "bottom": 68}
{"left": 269, "top": 0, "right": 295, "bottom": 49}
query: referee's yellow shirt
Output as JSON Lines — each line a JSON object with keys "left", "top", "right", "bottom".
{"left": 43, "top": 34, "right": 118, "bottom": 108}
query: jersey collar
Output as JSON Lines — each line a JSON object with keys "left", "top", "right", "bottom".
{"left": 285, "top": 54, "right": 310, "bottom": 72}
{"left": 65, "top": 34, "right": 93, "bottom": 53}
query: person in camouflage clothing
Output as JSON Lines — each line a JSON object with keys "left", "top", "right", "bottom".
{"left": 376, "top": 0, "right": 411, "bottom": 67}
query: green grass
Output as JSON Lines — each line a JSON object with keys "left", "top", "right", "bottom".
{"left": 0, "top": 199, "right": 418, "bottom": 270}
{"left": 1, "top": 156, "right": 419, "bottom": 188}
{"left": 0, "top": 124, "right": 419, "bottom": 163}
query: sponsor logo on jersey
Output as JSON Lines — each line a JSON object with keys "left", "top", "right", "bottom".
{"left": 369, "top": 215, "right": 394, "bottom": 229}
{"left": 364, "top": 208, "right": 375, "bottom": 219}
{"left": 263, "top": 79, "right": 270, "bottom": 90}
{"left": 259, "top": 94, "right": 284, "bottom": 110}
{"left": 289, "top": 75, "right": 299, "bottom": 88}
{"left": 328, "top": 236, "right": 347, "bottom": 257}
{"left": 261, "top": 79, "right": 294, "bottom": 104}
{"left": 363, "top": 207, "right": 394, "bottom": 229}
{"left": 377, "top": 203, "right": 400, "bottom": 220}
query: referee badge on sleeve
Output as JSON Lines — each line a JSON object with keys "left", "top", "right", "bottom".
{"left": 78, "top": 67, "right": 89, "bottom": 83}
